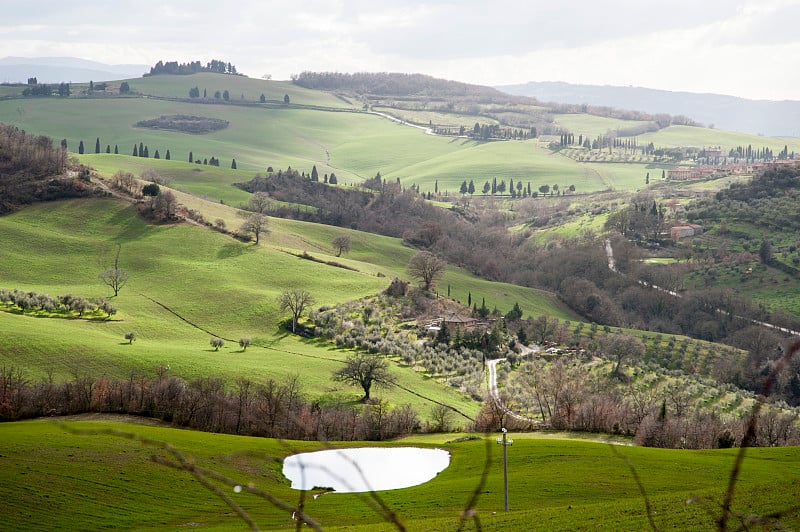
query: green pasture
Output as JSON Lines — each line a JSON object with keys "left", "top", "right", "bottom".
{"left": 639, "top": 125, "right": 800, "bottom": 153}
{"left": 2, "top": 418, "right": 799, "bottom": 531}
{"left": 371, "top": 106, "right": 500, "bottom": 128}
{"left": 126, "top": 73, "right": 357, "bottom": 109}
{"left": 552, "top": 113, "right": 652, "bottom": 139}
{"left": 0, "top": 75, "right": 663, "bottom": 195}
{"left": 0, "top": 197, "right": 573, "bottom": 409}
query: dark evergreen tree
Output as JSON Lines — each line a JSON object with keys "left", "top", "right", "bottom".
{"left": 260, "top": 93, "right": 266, "bottom": 103}
{"left": 154, "top": 150, "right": 160, "bottom": 159}
{"left": 468, "top": 180, "right": 475, "bottom": 195}
{"left": 311, "top": 165, "right": 318, "bottom": 181}
{"left": 106, "top": 145, "right": 110, "bottom": 153}
{"left": 283, "top": 94, "right": 290, "bottom": 104}
{"left": 143, "top": 145, "right": 149, "bottom": 158}
{"left": 223, "top": 90, "right": 230, "bottom": 101}
{"left": 189, "top": 151, "right": 193, "bottom": 163}
{"left": 165, "top": 149, "right": 170, "bottom": 160}
{"left": 114, "top": 145, "right": 118, "bottom": 154}
{"left": 119, "top": 82, "right": 130, "bottom": 94}
{"left": 95, "top": 137, "right": 100, "bottom": 154}
{"left": 231, "top": 158, "right": 237, "bottom": 169}
{"left": 60, "top": 139, "right": 67, "bottom": 149}
{"left": 329, "top": 173, "right": 338, "bottom": 184}
{"left": 78, "top": 140, "right": 84, "bottom": 155}
{"left": 139, "top": 142, "right": 144, "bottom": 157}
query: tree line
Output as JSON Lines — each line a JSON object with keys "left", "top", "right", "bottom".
{"left": 0, "top": 368, "right": 440, "bottom": 441}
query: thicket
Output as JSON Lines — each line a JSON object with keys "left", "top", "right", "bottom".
{"left": 0, "top": 124, "right": 99, "bottom": 214}
{"left": 134, "top": 115, "right": 229, "bottom": 134}
{"left": 0, "top": 369, "right": 423, "bottom": 440}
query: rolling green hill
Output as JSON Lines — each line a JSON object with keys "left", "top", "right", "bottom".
{"left": 5, "top": 72, "right": 796, "bottom": 199}
{"left": 0, "top": 196, "right": 573, "bottom": 414}
{"left": 1, "top": 418, "right": 799, "bottom": 531}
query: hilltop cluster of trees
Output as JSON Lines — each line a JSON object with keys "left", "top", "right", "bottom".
{"left": 21, "top": 82, "right": 71, "bottom": 97}
{"left": 146, "top": 59, "right": 238, "bottom": 76}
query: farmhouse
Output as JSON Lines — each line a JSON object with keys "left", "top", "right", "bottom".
{"left": 670, "top": 224, "right": 704, "bottom": 240}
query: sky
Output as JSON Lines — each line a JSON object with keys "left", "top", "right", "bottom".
{"left": 1, "top": 0, "right": 799, "bottom": 101}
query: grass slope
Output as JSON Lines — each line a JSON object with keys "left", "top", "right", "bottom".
{"left": 2, "top": 418, "right": 799, "bottom": 531}
{"left": 0, "top": 197, "right": 573, "bottom": 412}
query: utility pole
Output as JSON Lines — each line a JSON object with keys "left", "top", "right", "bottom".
{"left": 496, "top": 427, "right": 513, "bottom": 512}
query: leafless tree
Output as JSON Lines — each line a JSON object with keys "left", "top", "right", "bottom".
{"left": 247, "top": 192, "right": 273, "bottom": 214}
{"left": 99, "top": 244, "right": 129, "bottom": 296}
{"left": 332, "top": 234, "right": 352, "bottom": 257}
{"left": 240, "top": 213, "right": 268, "bottom": 244}
{"left": 277, "top": 289, "right": 315, "bottom": 333}
{"left": 408, "top": 251, "right": 447, "bottom": 291}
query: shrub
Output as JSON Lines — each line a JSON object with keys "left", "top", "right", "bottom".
{"left": 238, "top": 337, "right": 251, "bottom": 351}
{"left": 124, "top": 331, "right": 136, "bottom": 344}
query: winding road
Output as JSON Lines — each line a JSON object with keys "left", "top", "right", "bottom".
{"left": 605, "top": 239, "right": 799, "bottom": 337}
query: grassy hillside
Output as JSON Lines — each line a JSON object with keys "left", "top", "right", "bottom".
{"left": 2, "top": 418, "right": 799, "bottom": 531}
{"left": 0, "top": 197, "right": 574, "bottom": 412}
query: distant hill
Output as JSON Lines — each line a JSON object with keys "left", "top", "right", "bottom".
{"left": 0, "top": 57, "right": 148, "bottom": 84}
{"left": 497, "top": 81, "right": 800, "bottom": 138}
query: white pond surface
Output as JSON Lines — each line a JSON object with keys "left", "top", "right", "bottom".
{"left": 282, "top": 447, "right": 450, "bottom": 493}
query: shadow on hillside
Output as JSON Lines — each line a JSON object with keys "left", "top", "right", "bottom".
{"left": 109, "top": 207, "right": 152, "bottom": 241}
{"left": 216, "top": 242, "right": 253, "bottom": 259}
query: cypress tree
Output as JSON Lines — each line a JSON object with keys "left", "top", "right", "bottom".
{"left": 114, "top": 145, "right": 118, "bottom": 154}
{"left": 133, "top": 144, "right": 137, "bottom": 157}
{"left": 78, "top": 140, "right": 84, "bottom": 154}
{"left": 95, "top": 137, "right": 100, "bottom": 153}
{"left": 106, "top": 145, "right": 110, "bottom": 153}
{"left": 165, "top": 149, "right": 170, "bottom": 160}
{"left": 231, "top": 158, "right": 237, "bottom": 169}
{"left": 189, "top": 151, "right": 193, "bottom": 163}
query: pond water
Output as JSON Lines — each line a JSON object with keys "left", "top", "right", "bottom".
{"left": 282, "top": 447, "right": 450, "bottom": 493}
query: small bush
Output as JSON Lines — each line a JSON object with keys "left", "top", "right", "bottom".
{"left": 124, "top": 331, "right": 136, "bottom": 344}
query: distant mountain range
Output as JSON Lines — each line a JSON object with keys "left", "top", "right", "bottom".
{"left": 497, "top": 81, "right": 800, "bottom": 138}
{"left": 0, "top": 57, "right": 148, "bottom": 84}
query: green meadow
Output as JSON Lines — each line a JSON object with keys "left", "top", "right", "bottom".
{"left": 1, "top": 418, "right": 799, "bottom": 531}
{"left": 0, "top": 196, "right": 575, "bottom": 414}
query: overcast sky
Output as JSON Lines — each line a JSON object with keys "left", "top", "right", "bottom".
{"left": 2, "top": 0, "right": 798, "bottom": 100}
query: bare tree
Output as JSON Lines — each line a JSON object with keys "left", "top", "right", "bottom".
{"left": 332, "top": 352, "right": 396, "bottom": 402}
{"left": 332, "top": 234, "right": 352, "bottom": 257}
{"left": 408, "top": 251, "right": 447, "bottom": 291}
{"left": 99, "top": 244, "right": 129, "bottom": 296}
{"left": 240, "top": 213, "right": 268, "bottom": 244}
{"left": 277, "top": 289, "right": 315, "bottom": 333}
{"left": 247, "top": 192, "right": 273, "bottom": 214}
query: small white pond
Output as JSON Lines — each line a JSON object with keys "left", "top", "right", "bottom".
{"left": 282, "top": 447, "right": 450, "bottom": 493}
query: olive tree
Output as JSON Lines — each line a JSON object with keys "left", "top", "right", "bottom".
{"left": 408, "top": 251, "right": 447, "bottom": 291}
{"left": 277, "top": 288, "right": 315, "bottom": 333}
{"left": 239, "top": 337, "right": 251, "bottom": 351}
{"left": 333, "top": 352, "right": 397, "bottom": 402}
{"left": 210, "top": 337, "right": 225, "bottom": 351}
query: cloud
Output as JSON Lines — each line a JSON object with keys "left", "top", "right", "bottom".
{"left": 0, "top": 0, "right": 797, "bottom": 99}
